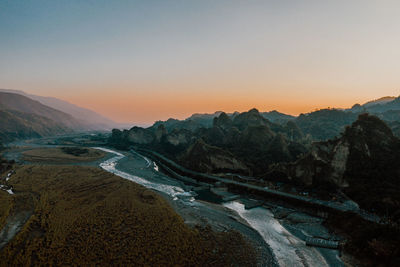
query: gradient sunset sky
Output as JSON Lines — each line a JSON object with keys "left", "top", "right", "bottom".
{"left": 1, "top": 0, "right": 400, "bottom": 124}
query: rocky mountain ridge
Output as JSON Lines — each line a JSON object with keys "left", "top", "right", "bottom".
{"left": 109, "top": 108, "right": 309, "bottom": 176}
{"left": 277, "top": 113, "right": 400, "bottom": 214}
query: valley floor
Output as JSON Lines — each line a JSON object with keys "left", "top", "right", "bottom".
{"left": 0, "top": 164, "right": 257, "bottom": 266}
{"left": 1, "top": 137, "right": 346, "bottom": 266}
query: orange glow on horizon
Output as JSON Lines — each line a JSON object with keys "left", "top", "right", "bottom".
{"left": 2, "top": 0, "right": 400, "bottom": 126}
{"left": 64, "top": 85, "right": 380, "bottom": 125}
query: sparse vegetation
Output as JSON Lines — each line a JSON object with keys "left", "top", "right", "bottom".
{"left": 0, "top": 190, "right": 13, "bottom": 230}
{"left": 22, "top": 147, "right": 106, "bottom": 163}
{"left": 0, "top": 110, "right": 69, "bottom": 143}
{"left": 61, "top": 146, "right": 89, "bottom": 156}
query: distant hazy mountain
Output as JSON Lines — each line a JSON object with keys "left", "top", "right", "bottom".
{"left": 185, "top": 111, "right": 224, "bottom": 127}
{"left": 150, "top": 112, "right": 223, "bottom": 132}
{"left": 0, "top": 92, "right": 86, "bottom": 129}
{"left": 350, "top": 95, "right": 400, "bottom": 113}
{"left": 147, "top": 110, "right": 294, "bottom": 134}
{"left": 294, "top": 96, "right": 400, "bottom": 140}
{"left": 187, "top": 111, "right": 224, "bottom": 121}
{"left": 0, "top": 89, "right": 116, "bottom": 130}
{"left": 260, "top": 110, "right": 295, "bottom": 123}
{"left": 0, "top": 109, "right": 70, "bottom": 142}
{"left": 0, "top": 92, "right": 85, "bottom": 130}
{"left": 363, "top": 96, "right": 397, "bottom": 108}
{"left": 365, "top": 96, "right": 400, "bottom": 113}
{"left": 112, "top": 94, "right": 400, "bottom": 142}
{"left": 0, "top": 92, "right": 100, "bottom": 142}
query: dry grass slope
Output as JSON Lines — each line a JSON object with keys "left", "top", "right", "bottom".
{"left": 0, "top": 191, "right": 12, "bottom": 229}
{"left": 0, "top": 165, "right": 256, "bottom": 266}
{"left": 22, "top": 147, "right": 106, "bottom": 163}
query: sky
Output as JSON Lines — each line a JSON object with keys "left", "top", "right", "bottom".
{"left": 1, "top": 0, "right": 400, "bottom": 124}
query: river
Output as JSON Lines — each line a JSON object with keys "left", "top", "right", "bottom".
{"left": 95, "top": 147, "right": 341, "bottom": 267}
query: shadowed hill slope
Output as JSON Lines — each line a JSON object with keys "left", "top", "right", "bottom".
{"left": 0, "top": 92, "right": 84, "bottom": 130}
{"left": 0, "top": 89, "right": 116, "bottom": 130}
{"left": 0, "top": 110, "right": 70, "bottom": 143}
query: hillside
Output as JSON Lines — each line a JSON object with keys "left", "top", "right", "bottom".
{"left": 282, "top": 114, "right": 400, "bottom": 215}
{"left": 0, "top": 110, "right": 70, "bottom": 143}
{"left": 295, "top": 109, "right": 359, "bottom": 140}
{"left": 363, "top": 96, "right": 397, "bottom": 108}
{"left": 350, "top": 95, "right": 400, "bottom": 114}
{"left": 0, "top": 92, "right": 84, "bottom": 130}
{"left": 0, "top": 89, "right": 116, "bottom": 130}
{"left": 261, "top": 110, "right": 295, "bottom": 123}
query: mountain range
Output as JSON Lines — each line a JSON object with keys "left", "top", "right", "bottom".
{"left": 109, "top": 99, "right": 400, "bottom": 225}
{"left": 2, "top": 90, "right": 400, "bottom": 146}
{"left": 0, "top": 89, "right": 117, "bottom": 130}
{"left": 0, "top": 90, "right": 120, "bottom": 142}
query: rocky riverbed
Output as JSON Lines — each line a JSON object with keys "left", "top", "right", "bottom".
{"left": 98, "top": 147, "right": 345, "bottom": 267}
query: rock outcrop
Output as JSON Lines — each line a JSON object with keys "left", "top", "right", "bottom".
{"left": 282, "top": 114, "right": 400, "bottom": 214}
{"left": 287, "top": 114, "right": 399, "bottom": 186}
{"left": 109, "top": 108, "right": 309, "bottom": 175}
{"left": 179, "top": 139, "right": 249, "bottom": 174}
{"left": 232, "top": 108, "right": 271, "bottom": 130}
{"left": 127, "top": 127, "right": 155, "bottom": 145}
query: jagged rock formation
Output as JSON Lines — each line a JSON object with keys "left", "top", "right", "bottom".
{"left": 212, "top": 112, "right": 232, "bottom": 129}
{"left": 154, "top": 124, "right": 167, "bottom": 142}
{"left": 281, "top": 114, "right": 400, "bottom": 214}
{"left": 179, "top": 139, "right": 249, "bottom": 174}
{"left": 110, "top": 108, "right": 308, "bottom": 175}
{"left": 127, "top": 127, "right": 155, "bottom": 144}
{"left": 232, "top": 108, "right": 271, "bottom": 130}
{"left": 192, "top": 110, "right": 307, "bottom": 175}
{"left": 284, "top": 139, "right": 350, "bottom": 187}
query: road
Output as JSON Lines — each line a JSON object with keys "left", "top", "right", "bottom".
{"left": 140, "top": 148, "right": 380, "bottom": 223}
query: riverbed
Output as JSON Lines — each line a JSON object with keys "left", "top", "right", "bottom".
{"left": 96, "top": 147, "right": 343, "bottom": 267}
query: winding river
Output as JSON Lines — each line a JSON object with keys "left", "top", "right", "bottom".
{"left": 95, "top": 147, "right": 338, "bottom": 267}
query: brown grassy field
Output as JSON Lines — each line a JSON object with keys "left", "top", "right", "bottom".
{"left": 0, "top": 165, "right": 256, "bottom": 266}
{"left": 0, "top": 191, "right": 12, "bottom": 229}
{"left": 22, "top": 147, "right": 106, "bottom": 163}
